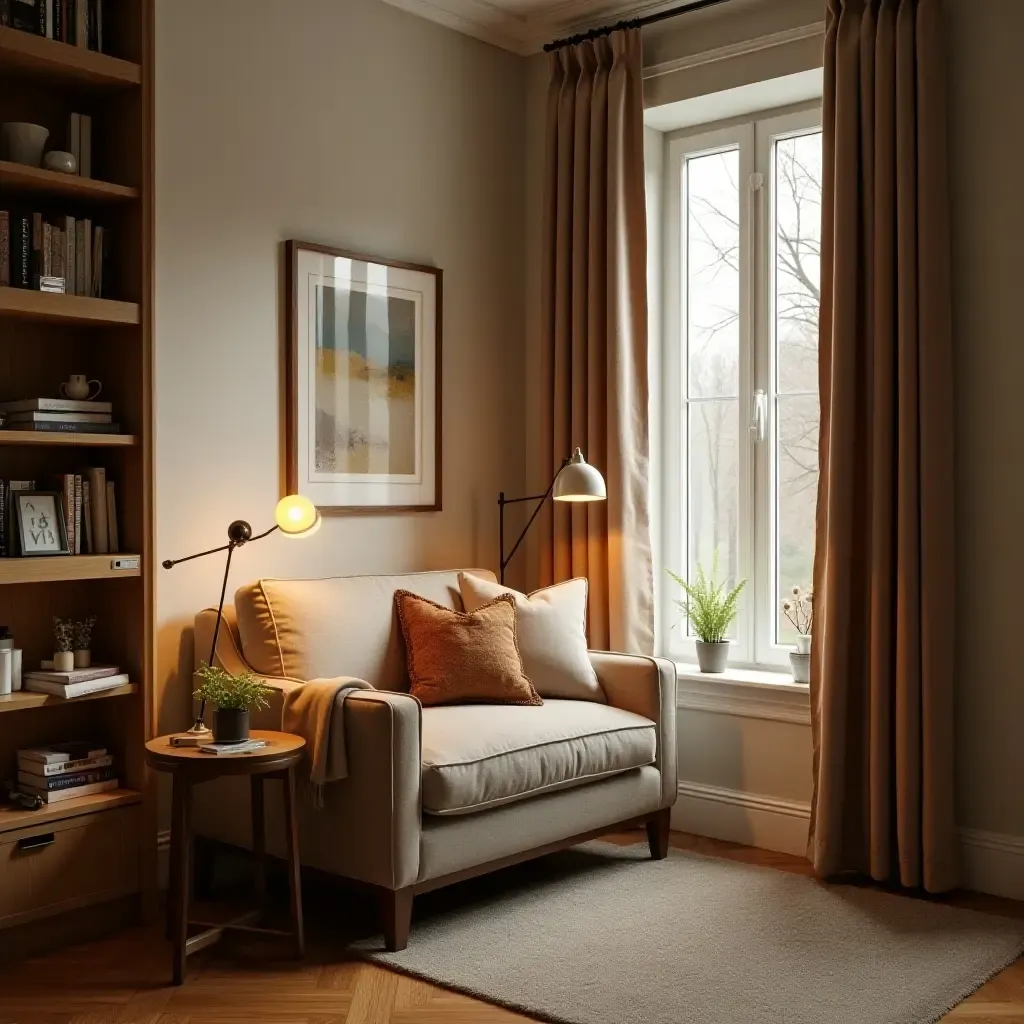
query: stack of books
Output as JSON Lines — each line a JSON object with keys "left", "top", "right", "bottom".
{"left": 17, "top": 741, "right": 118, "bottom": 804}
{"left": 0, "top": 398, "right": 119, "bottom": 435}
{"left": 200, "top": 738, "right": 268, "bottom": 756}
{"left": 23, "top": 664, "right": 128, "bottom": 699}
{"left": 0, "top": 210, "right": 107, "bottom": 296}
{"left": 0, "top": 0, "right": 106, "bottom": 51}
{"left": 0, "top": 468, "right": 120, "bottom": 556}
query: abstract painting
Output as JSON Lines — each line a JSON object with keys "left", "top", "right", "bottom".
{"left": 287, "top": 242, "right": 441, "bottom": 512}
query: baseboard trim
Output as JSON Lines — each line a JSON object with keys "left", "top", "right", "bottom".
{"left": 671, "top": 780, "right": 811, "bottom": 857}
{"left": 672, "top": 782, "right": 1024, "bottom": 901}
{"left": 960, "top": 828, "right": 1024, "bottom": 902}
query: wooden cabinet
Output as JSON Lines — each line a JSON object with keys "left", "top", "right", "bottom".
{"left": 0, "top": 806, "right": 140, "bottom": 929}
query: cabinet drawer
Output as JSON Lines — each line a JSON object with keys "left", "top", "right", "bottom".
{"left": 0, "top": 807, "right": 139, "bottom": 928}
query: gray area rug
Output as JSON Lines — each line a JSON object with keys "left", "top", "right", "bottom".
{"left": 357, "top": 841, "right": 1024, "bottom": 1024}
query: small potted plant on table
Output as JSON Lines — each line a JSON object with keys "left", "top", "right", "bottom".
{"left": 782, "top": 585, "right": 813, "bottom": 684}
{"left": 194, "top": 663, "right": 273, "bottom": 744}
{"left": 667, "top": 560, "right": 747, "bottom": 674}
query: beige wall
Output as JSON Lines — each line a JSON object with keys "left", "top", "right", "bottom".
{"left": 155, "top": 0, "right": 526, "bottom": 734}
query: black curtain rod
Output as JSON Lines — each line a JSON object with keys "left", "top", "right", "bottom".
{"left": 544, "top": 0, "right": 733, "bottom": 52}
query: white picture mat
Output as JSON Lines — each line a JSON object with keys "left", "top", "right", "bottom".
{"left": 294, "top": 249, "right": 437, "bottom": 509}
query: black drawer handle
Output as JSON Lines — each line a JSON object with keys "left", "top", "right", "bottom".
{"left": 17, "top": 833, "right": 55, "bottom": 852}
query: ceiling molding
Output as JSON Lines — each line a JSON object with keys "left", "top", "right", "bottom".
{"left": 379, "top": 0, "right": 717, "bottom": 56}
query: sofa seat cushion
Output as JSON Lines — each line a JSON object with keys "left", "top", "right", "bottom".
{"left": 420, "top": 700, "right": 656, "bottom": 816}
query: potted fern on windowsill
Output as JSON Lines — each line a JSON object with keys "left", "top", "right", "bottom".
{"left": 667, "top": 560, "right": 747, "bottom": 674}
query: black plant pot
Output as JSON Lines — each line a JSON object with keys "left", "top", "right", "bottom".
{"left": 213, "top": 707, "right": 250, "bottom": 744}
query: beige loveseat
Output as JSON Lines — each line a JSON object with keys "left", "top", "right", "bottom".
{"left": 192, "top": 569, "right": 677, "bottom": 950}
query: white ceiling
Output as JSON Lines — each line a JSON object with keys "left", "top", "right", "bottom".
{"left": 379, "top": 0, "right": 691, "bottom": 56}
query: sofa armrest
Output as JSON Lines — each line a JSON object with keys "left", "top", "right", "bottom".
{"left": 589, "top": 652, "right": 677, "bottom": 809}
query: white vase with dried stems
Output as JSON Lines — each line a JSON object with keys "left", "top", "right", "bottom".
{"left": 782, "top": 586, "right": 813, "bottom": 683}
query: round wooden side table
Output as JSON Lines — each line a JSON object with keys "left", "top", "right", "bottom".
{"left": 145, "top": 730, "right": 306, "bottom": 985}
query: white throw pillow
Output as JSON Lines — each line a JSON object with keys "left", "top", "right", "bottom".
{"left": 458, "top": 574, "right": 604, "bottom": 701}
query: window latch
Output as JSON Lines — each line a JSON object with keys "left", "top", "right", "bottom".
{"left": 750, "top": 390, "right": 768, "bottom": 443}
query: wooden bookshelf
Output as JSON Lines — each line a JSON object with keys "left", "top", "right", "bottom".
{"left": 0, "top": 683, "right": 137, "bottom": 714}
{"left": 0, "top": 555, "right": 141, "bottom": 584}
{"left": 0, "top": 27, "right": 140, "bottom": 88}
{"left": 0, "top": 788, "right": 141, "bottom": 834}
{"left": 0, "top": 288, "right": 140, "bottom": 326}
{"left": 0, "top": 161, "right": 138, "bottom": 202}
{"left": 0, "top": 2, "right": 154, "bottom": 953}
{"left": 0, "top": 429, "right": 137, "bottom": 447}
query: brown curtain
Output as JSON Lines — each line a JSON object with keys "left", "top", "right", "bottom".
{"left": 539, "top": 28, "right": 653, "bottom": 655}
{"left": 810, "top": 0, "right": 956, "bottom": 892}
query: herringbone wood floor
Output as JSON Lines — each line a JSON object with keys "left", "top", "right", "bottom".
{"left": 0, "top": 831, "right": 1021, "bottom": 1024}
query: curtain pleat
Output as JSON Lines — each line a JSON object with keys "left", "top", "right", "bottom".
{"left": 810, "top": 0, "right": 956, "bottom": 892}
{"left": 539, "top": 29, "right": 652, "bottom": 654}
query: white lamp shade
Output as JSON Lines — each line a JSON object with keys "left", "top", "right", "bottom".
{"left": 552, "top": 448, "right": 606, "bottom": 502}
{"left": 275, "top": 494, "right": 321, "bottom": 537}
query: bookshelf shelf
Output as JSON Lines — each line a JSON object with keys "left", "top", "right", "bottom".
{"left": 0, "top": 27, "right": 141, "bottom": 89}
{"left": 0, "top": 287, "right": 139, "bottom": 325}
{"left": 0, "top": 430, "right": 136, "bottom": 447}
{"left": 0, "top": 683, "right": 137, "bottom": 714}
{"left": 0, "top": 787, "right": 142, "bottom": 835}
{"left": 0, "top": 161, "right": 138, "bottom": 203}
{"left": 0, "top": 554, "right": 141, "bottom": 584}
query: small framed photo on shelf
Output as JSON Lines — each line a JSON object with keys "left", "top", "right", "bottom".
{"left": 15, "top": 492, "right": 70, "bottom": 557}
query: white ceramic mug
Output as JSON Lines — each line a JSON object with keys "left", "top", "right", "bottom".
{"left": 61, "top": 375, "right": 102, "bottom": 401}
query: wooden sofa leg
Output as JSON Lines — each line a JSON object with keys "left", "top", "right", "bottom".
{"left": 646, "top": 808, "right": 671, "bottom": 860}
{"left": 380, "top": 887, "right": 414, "bottom": 951}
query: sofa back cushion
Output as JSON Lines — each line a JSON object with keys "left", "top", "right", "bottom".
{"left": 233, "top": 569, "right": 496, "bottom": 688}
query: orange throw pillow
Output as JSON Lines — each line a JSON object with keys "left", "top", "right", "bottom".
{"left": 394, "top": 590, "right": 542, "bottom": 707}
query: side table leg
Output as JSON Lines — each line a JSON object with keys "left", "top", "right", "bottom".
{"left": 172, "top": 776, "right": 193, "bottom": 986}
{"left": 166, "top": 773, "right": 182, "bottom": 942}
{"left": 251, "top": 775, "right": 266, "bottom": 917}
{"left": 282, "top": 766, "right": 305, "bottom": 958}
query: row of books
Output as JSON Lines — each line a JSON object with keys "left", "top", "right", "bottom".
{"left": 24, "top": 664, "right": 128, "bottom": 699}
{"left": 0, "top": 211, "right": 106, "bottom": 297}
{"left": 16, "top": 740, "right": 118, "bottom": 805}
{"left": 0, "top": 0, "right": 105, "bottom": 52}
{"left": 0, "top": 469, "right": 119, "bottom": 556}
{"left": 0, "top": 396, "right": 120, "bottom": 434}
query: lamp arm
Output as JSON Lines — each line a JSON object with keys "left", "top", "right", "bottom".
{"left": 499, "top": 458, "right": 570, "bottom": 584}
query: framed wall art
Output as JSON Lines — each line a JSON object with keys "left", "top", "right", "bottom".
{"left": 15, "top": 491, "right": 70, "bottom": 556}
{"left": 285, "top": 240, "right": 442, "bottom": 513}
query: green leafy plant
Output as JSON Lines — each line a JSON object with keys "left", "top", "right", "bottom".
{"left": 194, "top": 663, "right": 272, "bottom": 712}
{"left": 666, "top": 558, "right": 747, "bottom": 644}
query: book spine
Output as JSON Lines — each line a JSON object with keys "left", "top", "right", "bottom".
{"left": 80, "top": 115, "right": 92, "bottom": 177}
{"left": 0, "top": 211, "right": 9, "bottom": 287}
{"left": 38, "top": 779, "right": 118, "bottom": 802}
{"left": 0, "top": 481, "right": 6, "bottom": 558}
{"left": 41, "top": 221, "right": 51, "bottom": 278}
{"left": 23, "top": 754, "right": 113, "bottom": 776}
{"left": 20, "top": 766, "right": 116, "bottom": 790}
{"left": 74, "top": 474, "right": 82, "bottom": 553}
{"left": 106, "top": 479, "right": 117, "bottom": 552}
{"left": 7, "top": 411, "right": 112, "bottom": 423}
{"left": 37, "top": 0, "right": 44, "bottom": 35}
{"left": 91, "top": 223, "right": 101, "bottom": 296}
{"left": 88, "top": 466, "right": 108, "bottom": 553}
{"left": 10, "top": 212, "right": 30, "bottom": 288}
{"left": 82, "top": 479, "right": 93, "bottom": 552}
{"left": 75, "top": 220, "right": 85, "bottom": 295}
{"left": 83, "top": 217, "right": 92, "bottom": 294}
{"left": 2, "top": 421, "right": 120, "bottom": 433}
{"left": 44, "top": 0, "right": 51, "bottom": 37}
{"left": 65, "top": 216, "right": 75, "bottom": 288}
{"left": 0, "top": 398, "right": 113, "bottom": 413}
{"left": 64, "top": 474, "right": 74, "bottom": 554}
{"left": 75, "top": 0, "right": 85, "bottom": 48}
{"left": 68, "top": 114, "right": 81, "bottom": 175}
{"left": 30, "top": 212, "right": 42, "bottom": 288}
{"left": 53, "top": 0, "right": 61, "bottom": 39}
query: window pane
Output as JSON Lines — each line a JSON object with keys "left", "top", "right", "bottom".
{"left": 688, "top": 399, "right": 740, "bottom": 636}
{"left": 686, "top": 150, "right": 740, "bottom": 399}
{"left": 775, "top": 132, "right": 822, "bottom": 394}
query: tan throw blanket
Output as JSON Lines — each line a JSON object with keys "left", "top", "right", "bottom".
{"left": 282, "top": 676, "right": 373, "bottom": 805}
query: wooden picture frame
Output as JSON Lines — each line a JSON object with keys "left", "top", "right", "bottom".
{"left": 15, "top": 491, "right": 70, "bottom": 557}
{"left": 285, "top": 240, "right": 443, "bottom": 513}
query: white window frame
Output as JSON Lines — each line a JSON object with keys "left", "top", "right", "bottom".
{"left": 659, "top": 105, "right": 822, "bottom": 671}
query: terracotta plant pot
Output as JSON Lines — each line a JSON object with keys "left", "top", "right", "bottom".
{"left": 213, "top": 707, "right": 250, "bottom": 744}
{"left": 696, "top": 640, "right": 730, "bottom": 674}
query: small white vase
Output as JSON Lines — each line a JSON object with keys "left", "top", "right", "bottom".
{"left": 795, "top": 633, "right": 811, "bottom": 655}
{"left": 1, "top": 122, "right": 50, "bottom": 167}
{"left": 53, "top": 650, "right": 74, "bottom": 673}
{"left": 73, "top": 649, "right": 91, "bottom": 669}
{"left": 789, "top": 652, "right": 810, "bottom": 684}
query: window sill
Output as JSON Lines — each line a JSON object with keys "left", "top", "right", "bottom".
{"left": 674, "top": 663, "right": 811, "bottom": 725}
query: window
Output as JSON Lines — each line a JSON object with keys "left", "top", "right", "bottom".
{"left": 660, "top": 108, "right": 822, "bottom": 668}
